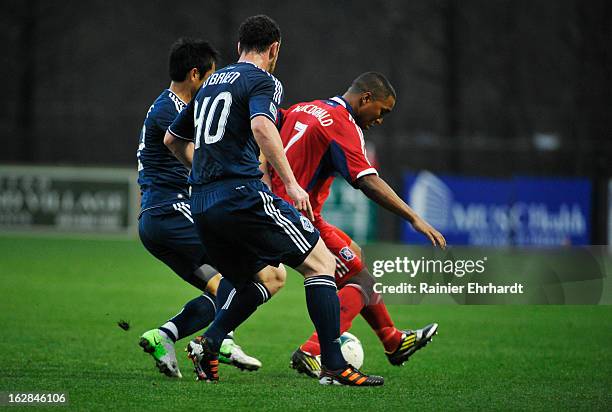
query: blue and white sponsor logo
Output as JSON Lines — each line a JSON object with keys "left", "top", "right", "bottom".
{"left": 403, "top": 171, "right": 591, "bottom": 246}
{"left": 339, "top": 246, "right": 355, "bottom": 261}
{"left": 300, "top": 215, "right": 314, "bottom": 233}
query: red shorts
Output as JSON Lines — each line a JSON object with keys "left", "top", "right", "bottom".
{"left": 314, "top": 217, "right": 365, "bottom": 286}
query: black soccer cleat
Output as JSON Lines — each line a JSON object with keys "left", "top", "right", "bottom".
{"left": 290, "top": 348, "right": 321, "bottom": 379}
{"left": 319, "top": 364, "right": 384, "bottom": 386}
{"left": 186, "top": 336, "right": 219, "bottom": 382}
{"left": 386, "top": 323, "right": 438, "bottom": 366}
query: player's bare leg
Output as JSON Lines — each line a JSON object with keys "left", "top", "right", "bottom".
{"left": 203, "top": 272, "right": 221, "bottom": 295}
{"left": 256, "top": 264, "right": 287, "bottom": 296}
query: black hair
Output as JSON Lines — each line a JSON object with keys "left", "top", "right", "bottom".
{"left": 238, "top": 15, "right": 281, "bottom": 54}
{"left": 348, "top": 72, "right": 397, "bottom": 100}
{"left": 168, "top": 37, "right": 219, "bottom": 82}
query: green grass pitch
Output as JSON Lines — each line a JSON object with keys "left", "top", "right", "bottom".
{"left": 0, "top": 235, "right": 610, "bottom": 410}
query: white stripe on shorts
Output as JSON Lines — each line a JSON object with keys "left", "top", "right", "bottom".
{"left": 258, "top": 191, "right": 310, "bottom": 253}
{"left": 262, "top": 192, "right": 311, "bottom": 251}
{"left": 177, "top": 203, "right": 192, "bottom": 216}
{"left": 173, "top": 203, "right": 194, "bottom": 223}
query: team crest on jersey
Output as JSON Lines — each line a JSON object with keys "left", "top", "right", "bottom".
{"left": 339, "top": 247, "right": 355, "bottom": 261}
{"left": 300, "top": 215, "right": 314, "bottom": 233}
{"left": 269, "top": 102, "right": 278, "bottom": 121}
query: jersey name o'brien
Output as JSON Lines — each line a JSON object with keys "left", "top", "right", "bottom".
{"left": 204, "top": 71, "right": 241, "bottom": 87}
{"left": 291, "top": 104, "right": 333, "bottom": 127}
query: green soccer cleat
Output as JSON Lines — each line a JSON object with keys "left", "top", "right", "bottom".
{"left": 139, "top": 329, "right": 182, "bottom": 378}
{"left": 290, "top": 348, "right": 321, "bottom": 378}
{"left": 386, "top": 323, "right": 438, "bottom": 366}
{"left": 219, "top": 336, "right": 262, "bottom": 371}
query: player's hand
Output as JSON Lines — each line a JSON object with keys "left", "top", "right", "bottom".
{"left": 286, "top": 183, "right": 314, "bottom": 221}
{"left": 411, "top": 217, "right": 447, "bottom": 249}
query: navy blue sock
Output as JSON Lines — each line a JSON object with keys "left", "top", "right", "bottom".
{"left": 304, "top": 275, "right": 346, "bottom": 370}
{"left": 215, "top": 277, "right": 234, "bottom": 309}
{"left": 204, "top": 281, "right": 270, "bottom": 352}
{"left": 159, "top": 292, "right": 216, "bottom": 342}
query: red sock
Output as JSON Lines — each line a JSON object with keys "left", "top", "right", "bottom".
{"left": 360, "top": 300, "right": 402, "bottom": 352}
{"left": 300, "top": 285, "right": 365, "bottom": 356}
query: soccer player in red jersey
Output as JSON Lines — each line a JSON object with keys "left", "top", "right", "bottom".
{"left": 267, "top": 72, "right": 447, "bottom": 377}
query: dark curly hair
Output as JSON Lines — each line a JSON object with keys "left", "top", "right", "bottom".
{"left": 168, "top": 37, "right": 219, "bottom": 82}
{"left": 238, "top": 15, "right": 281, "bottom": 54}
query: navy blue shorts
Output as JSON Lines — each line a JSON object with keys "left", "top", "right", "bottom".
{"left": 138, "top": 201, "right": 212, "bottom": 291}
{"left": 190, "top": 179, "right": 320, "bottom": 288}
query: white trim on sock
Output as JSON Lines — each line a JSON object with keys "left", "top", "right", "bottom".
{"left": 160, "top": 322, "right": 179, "bottom": 341}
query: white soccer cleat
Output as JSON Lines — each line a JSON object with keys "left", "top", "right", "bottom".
{"left": 219, "top": 337, "right": 262, "bottom": 371}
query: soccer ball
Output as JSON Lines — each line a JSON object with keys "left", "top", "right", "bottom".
{"left": 317, "top": 332, "right": 364, "bottom": 369}
{"left": 339, "top": 332, "right": 364, "bottom": 369}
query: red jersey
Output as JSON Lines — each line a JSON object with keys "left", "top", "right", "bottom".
{"left": 270, "top": 96, "right": 377, "bottom": 218}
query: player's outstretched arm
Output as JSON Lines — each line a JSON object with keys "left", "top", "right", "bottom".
{"left": 251, "top": 116, "right": 314, "bottom": 220}
{"left": 356, "top": 174, "right": 446, "bottom": 248}
{"left": 164, "top": 131, "right": 194, "bottom": 170}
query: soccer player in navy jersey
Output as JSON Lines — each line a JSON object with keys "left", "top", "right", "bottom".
{"left": 136, "top": 38, "right": 284, "bottom": 378}
{"left": 165, "top": 15, "right": 383, "bottom": 386}
{"left": 267, "top": 72, "right": 445, "bottom": 377}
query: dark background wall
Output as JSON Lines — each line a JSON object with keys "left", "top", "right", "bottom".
{"left": 1, "top": 0, "right": 611, "bottom": 239}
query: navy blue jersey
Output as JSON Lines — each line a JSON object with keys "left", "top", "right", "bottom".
{"left": 168, "top": 62, "right": 283, "bottom": 186}
{"left": 137, "top": 89, "right": 190, "bottom": 212}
